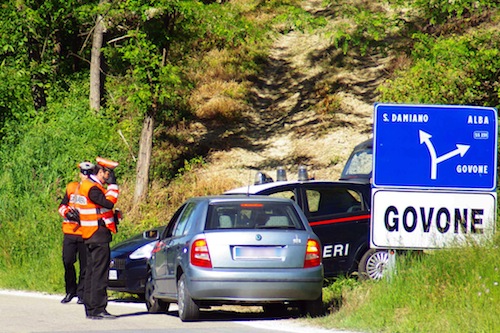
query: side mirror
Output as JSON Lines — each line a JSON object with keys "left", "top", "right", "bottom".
{"left": 143, "top": 229, "right": 159, "bottom": 240}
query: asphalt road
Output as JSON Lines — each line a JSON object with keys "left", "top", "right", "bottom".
{"left": 0, "top": 290, "right": 357, "bottom": 333}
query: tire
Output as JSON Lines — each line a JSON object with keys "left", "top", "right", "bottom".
{"left": 145, "top": 273, "right": 169, "bottom": 313}
{"left": 177, "top": 274, "right": 199, "bottom": 321}
{"left": 358, "top": 249, "right": 389, "bottom": 280}
{"left": 299, "top": 292, "right": 324, "bottom": 318}
{"left": 136, "top": 293, "right": 145, "bottom": 301}
{"left": 262, "top": 303, "right": 289, "bottom": 317}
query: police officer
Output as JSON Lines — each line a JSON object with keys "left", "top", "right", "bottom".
{"left": 58, "top": 161, "right": 94, "bottom": 304}
{"left": 76, "top": 157, "right": 119, "bottom": 320}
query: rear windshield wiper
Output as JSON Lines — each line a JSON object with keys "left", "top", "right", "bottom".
{"left": 255, "top": 225, "right": 298, "bottom": 230}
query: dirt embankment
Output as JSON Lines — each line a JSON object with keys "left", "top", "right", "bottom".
{"left": 197, "top": 0, "right": 392, "bottom": 186}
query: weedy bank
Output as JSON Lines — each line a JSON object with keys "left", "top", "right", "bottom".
{"left": 312, "top": 237, "right": 500, "bottom": 333}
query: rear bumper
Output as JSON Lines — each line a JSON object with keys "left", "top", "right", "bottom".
{"left": 187, "top": 266, "right": 323, "bottom": 301}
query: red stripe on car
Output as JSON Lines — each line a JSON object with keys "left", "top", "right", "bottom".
{"left": 309, "top": 214, "right": 370, "bottom": 226}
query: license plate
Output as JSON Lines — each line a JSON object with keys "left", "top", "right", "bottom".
{"left": 108, "top": 269, "right": 118, "bottom": 280}
{"left": 233, "top": 246, "right": 284, "bottom": 260}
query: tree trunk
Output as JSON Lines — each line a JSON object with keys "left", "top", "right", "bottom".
{"left": 89, "top": 10, "right": 105, "bottom": 111}
{"left": 27, "top": 34, "right": 47, "bottom": 111}
{"left": 133, "top": 112, "right": 154, "bottom": 205}
{"left": 30, "top": 73, "right": 47, "bottom": 111}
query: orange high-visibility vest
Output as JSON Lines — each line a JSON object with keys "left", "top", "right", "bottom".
{"left": 76, "top": 178, "right": 118, "bottom": 239}
{"left": 58, "top": 181, "right": 82, "bottom": 236}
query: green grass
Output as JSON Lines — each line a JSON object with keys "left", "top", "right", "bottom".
{"left": 309, "top": 241, "right": 500, "bottom": 332}
{"left": 0, "top": 247, "right": 64, "bottom": 294}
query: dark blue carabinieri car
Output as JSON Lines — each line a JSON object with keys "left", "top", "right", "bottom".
{"left": 108, "top": 226, "right": 166, "bottom": 297}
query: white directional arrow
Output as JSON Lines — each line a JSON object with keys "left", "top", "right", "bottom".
{"left": 435, "top": 144, "right": 470, "bottom": 163}
{"left": 419, "top": 130, "right": 470, "bottom": 180}
{"left": 419, "top": 130, "right": 436, "bottom": 160}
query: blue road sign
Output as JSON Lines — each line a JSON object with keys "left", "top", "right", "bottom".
{"left": 373, "top": 104, "right": 498, "bottom": 191}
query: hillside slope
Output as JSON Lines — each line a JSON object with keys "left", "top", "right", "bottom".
{"left": 196, "top": 0, "right": 390, "bottom": 186}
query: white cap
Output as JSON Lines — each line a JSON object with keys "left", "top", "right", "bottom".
{"left": 79, "top": 161, "right": 95, "bottom": 175}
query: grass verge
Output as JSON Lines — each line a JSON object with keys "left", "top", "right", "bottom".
{"left": 308, "top": 241, "right": 500, "bottom": 333}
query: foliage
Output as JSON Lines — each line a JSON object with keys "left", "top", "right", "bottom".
{"left": 102, "top": 1, "right": 190, "bottom": 117}
{"left": 271, "top": 4, "right": 328, "bottom": 34}
{"left": 0, "top": 67, "right": 34, "bottom": 141}
{"left": 176, "top": 156, "right": 205, "bottom": 176}
{"left": 195, "top": 2, "right": 259, "bottom": 49}
{"left": 0, "top": 0, "right": 95, "bottom": 111}
{"left": 325, "top": 0, "right": 406, "bottom": 55}
{"left": 379, "top": 30, "right": 500, "bottom": 107}
{"left": 391, "top": 0, "right": 500, "bottom": 25}
{"left": 322, "top": 277, "right": 361, "bottom": 311}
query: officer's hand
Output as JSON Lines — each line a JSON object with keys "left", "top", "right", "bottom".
{"left": 106, "top": 170, "right": 117, "bottom": 185}
{"left": 66, "top": 208, "right": 80, "bottom": 224}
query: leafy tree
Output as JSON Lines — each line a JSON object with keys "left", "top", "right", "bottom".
{"left": 99, "top": 1, "right": 201, "bottom": 204}
{"left": 0, "top": 0, "right": 92, "bottom": 112}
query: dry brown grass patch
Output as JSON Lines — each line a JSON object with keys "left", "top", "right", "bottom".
{"left": 190, "top": 80, "right": 249, "bottom": 121}
{"left": 387, "top": 53, "right": 412, "bottom": 74}
{"left": 187, "top": 49, "right": 242, "bottom": 84}
{"left": 195, "top": 95, "right": 248, "bottom": 120}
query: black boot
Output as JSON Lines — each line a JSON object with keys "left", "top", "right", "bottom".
{"left": 61, "top": 293, "right": 77, "bottom": 303}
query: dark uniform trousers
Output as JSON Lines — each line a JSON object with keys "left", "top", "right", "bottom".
{"left": 83, "top": 241, "right": 111, "bottom": 316}
{"left": 62, "top": 234, "right": 86, "bottom": 298}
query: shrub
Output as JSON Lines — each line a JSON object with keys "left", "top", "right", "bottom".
{"left": 400, "top": 0, "right": 500, "bottom": 25}
{"left": 379, "top": 30, "right": 500, "bottom": 107}
{"left": 0, "top": 90, "right": 126, "bottom": 291}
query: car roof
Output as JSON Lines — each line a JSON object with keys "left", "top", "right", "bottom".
{"left": 224, "top": 179, "right": 369, "bottom": 195}
{"left": 189, "top": 194, "right": 295, "bottom": 203}
{"left": 339, "top": 137, "right": 373, "bottom": 182}
{"left": 352, "top": 137, "right": 373, "bottom": 151}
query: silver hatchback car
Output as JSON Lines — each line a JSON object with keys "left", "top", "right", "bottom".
{"left": 145, "top": 195, "right": 324, "bottom": 321}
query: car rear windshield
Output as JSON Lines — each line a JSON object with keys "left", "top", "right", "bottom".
{"left": 341, "top": 147, "right": 372, "bottom": 179}
{"left": 205, "top": 202, "right": 306, "bottom": 230}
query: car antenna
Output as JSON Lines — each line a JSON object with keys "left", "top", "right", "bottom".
{"left": 247, "top": 171, "right": 252, "bottom": 196}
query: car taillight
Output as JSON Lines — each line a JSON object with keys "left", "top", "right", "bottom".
{"left": 304, "top": 239, "right": 321, "bottom": 268}
{"left": 190, "top": 239, "right": 212, "bottom": 268}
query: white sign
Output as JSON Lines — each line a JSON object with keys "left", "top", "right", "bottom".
{"left": 108, "top": 269, "right": 117, "bottom": 280}
{"left": 371, "top": 189, "right": 497, "bottom": 249}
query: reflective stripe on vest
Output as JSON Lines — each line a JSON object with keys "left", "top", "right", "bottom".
{"left": 105, "top": 184, "right": 119, "bottom": 201}
{"left": 76, "top": 178, "right": 118, "bottom": 238}
{"left": 61, "top": 181, "right": 82, "bottom": 236}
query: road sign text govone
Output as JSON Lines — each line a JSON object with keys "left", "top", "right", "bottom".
{"left": 371, "top": 189, "right": 496, "bottom": 249}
